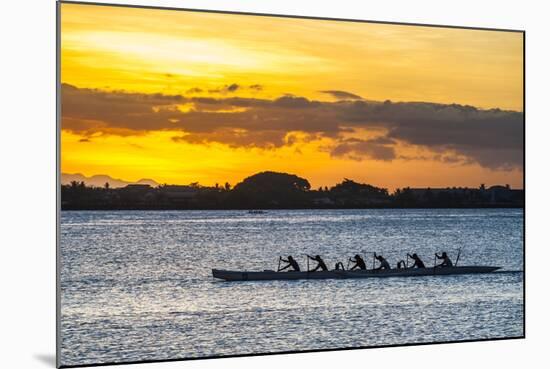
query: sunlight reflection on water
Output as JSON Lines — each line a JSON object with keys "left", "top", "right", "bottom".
{"left": 60, "top": 209, "right": 523, "bottom": 366}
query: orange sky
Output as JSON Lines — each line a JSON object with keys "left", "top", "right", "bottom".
{"left": 60, "top": 2, "right": 524, "bottom": 191}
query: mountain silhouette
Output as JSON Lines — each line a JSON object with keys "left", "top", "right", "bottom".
{"left": 61, "top": 173, "right": 159, "bottom": 188}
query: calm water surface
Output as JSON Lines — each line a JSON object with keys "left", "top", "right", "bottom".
{"left": 60, "top": 209, "right": 524, "bottom": 366}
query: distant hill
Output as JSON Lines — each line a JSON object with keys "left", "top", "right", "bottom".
{"left": 61, "top": 173, "right": 159, "bottom": 188}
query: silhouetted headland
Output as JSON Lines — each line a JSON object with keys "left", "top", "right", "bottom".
{"left": 61, "top": 171, "right": 524, "bottom": 210}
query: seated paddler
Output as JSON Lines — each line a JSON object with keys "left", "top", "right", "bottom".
{"left": 407, "top": 253, "right": 426, "bottom": 268}
{"left": 279, "top": 255, "right": 301, "bottom": 272}
{"left": 374, "top": 252, "right": 391, "bottom": 270}
{"left": 349, "top": 254, "right": 367, "bottom": 270}
{"left": 435, "top": 251, "right": 453, "bottom": 267}
{"left": 307, "top": 254, "right": 328, "bottom": 272}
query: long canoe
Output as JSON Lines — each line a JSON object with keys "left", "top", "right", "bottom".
{"left": 212, "top": 266, "right": 501, "bottom": 281}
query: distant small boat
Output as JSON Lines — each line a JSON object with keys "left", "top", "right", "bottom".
{"left": 247, "top": 210, "right": 267, "bottom": 214}
{"left": 212, "top": 266, "right": 501, "bottom": 281}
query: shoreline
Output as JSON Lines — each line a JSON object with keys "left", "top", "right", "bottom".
{"left": 60, "top": 206, "right": 525, "bottom": 211}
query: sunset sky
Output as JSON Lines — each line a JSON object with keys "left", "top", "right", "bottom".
{"left": 60, "top": 2, "right": 524, "bottom": 190}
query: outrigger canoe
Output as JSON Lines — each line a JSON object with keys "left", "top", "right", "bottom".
{"left": 212, "top": 266, "right": 501, "bottom": 281}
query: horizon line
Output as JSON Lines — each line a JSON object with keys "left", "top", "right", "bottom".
{"left": 60, "top": 171, "right": 524, "bottom": 191}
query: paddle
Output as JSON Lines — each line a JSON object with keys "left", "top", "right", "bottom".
{"left": 277, "top": 256, "right": 282, "bottom": 272}
{"left": 455, "top": 247, "right": 463, "bottom": 267}
{"left": 361, "top": 250, "right": 368, "bottom": 271}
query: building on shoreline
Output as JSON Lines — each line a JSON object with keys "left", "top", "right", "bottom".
{"left": 403, "top": 184, "right": 523, "bottom": 207}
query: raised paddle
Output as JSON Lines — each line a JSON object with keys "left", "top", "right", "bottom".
{"left": 361, "top": 250, "right": 368, "bottom": 271}
{"left": 277, "top": 256, "right": 282, "bottom": 272}
{"left": 455, "top": 247, "right": 463, "bottom": 267}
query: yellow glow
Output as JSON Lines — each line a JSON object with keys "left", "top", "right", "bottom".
{"left": 61, "top": 130, "right": 523, "bottom": 191}
{"left": 60, "top": 3, "right": 523, "bottom": 190}
{"left": 61, "top": 3, "right": 523, "bottom": 109}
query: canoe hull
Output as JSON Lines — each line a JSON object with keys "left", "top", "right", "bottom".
{"left": 212, "top": 266, "right": 501, "bottom": 281}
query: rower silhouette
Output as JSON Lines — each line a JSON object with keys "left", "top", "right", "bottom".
{"left": 349, "top": 254, "right": 367, "bottom": 270}
{"left": 435, "top": 252, "right": 453, "bottom": 267}
{"left": 407, "top": 253, "right": 426, "bottom": 268}
{"left": 307, "top": 254, "right": 328, "bottom": 272}
{"left": 374, "top": 252, "right": 391, "bottom": 270}
{"left": 279, "top": 256, "right": 300, "bottom": 272}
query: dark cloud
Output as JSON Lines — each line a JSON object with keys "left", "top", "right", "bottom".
{"left": 272, "top": 95, "right": 320, "bottom": 109}
{"left": 226, "top": 83, "right": 239, "bottom": 92}
{"left": 61, "top": 84, "right": 340, "bottom": 142}
{"left": 338, "top": 100, "right": 523, "bottom": 169}
{"left": 190, "top": 83, "right": 263, "bottom": 95}
{"left": 61, "top": 83, "right": 523, "bottom": 169}
{"left": 400, "top": 153, "right": 472, "bottom": 166}
{"left": 61, "top": 84, "right": 185, "bottom": 134}
{"left": 208, "top": 83, "right": 241, "bottom": 94}
{"left": 320, "top": 90, "right": 363, "bottom": 100}
{"left": 330, "top": 137, "right": 396, "bottom": 161}
{"left": 186, "top": 87, "right": 203, "bottom": 94}
{"left": 172, "top": 129, "right": 289, "bottom": 149}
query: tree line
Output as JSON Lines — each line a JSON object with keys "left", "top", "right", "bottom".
{"left": 61, "top": 171, "right": 524, "bottom": 210}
